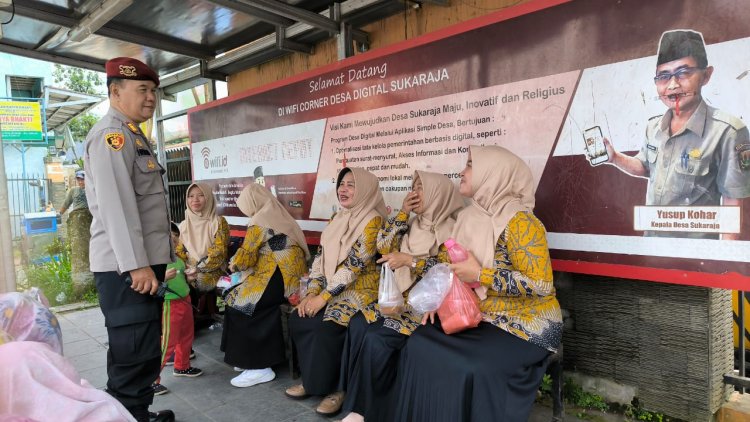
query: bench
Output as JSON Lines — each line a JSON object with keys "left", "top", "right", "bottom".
{"left": 280, "top": 302, "right": 564, "bottom": 421}
{"left": 279, "top": 303, "right": 300, "bottom": 378}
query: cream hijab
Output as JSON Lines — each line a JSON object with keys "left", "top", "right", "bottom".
{"left": 319, "top": 167, "right": 387, "bottom": 280}
{"left": 395, "top": 170, "right": 464, "bottom": 292}
{"left": 179, "top": 183, "right": 221, "bottom": 261}
{"left": 235, "top": 183, "right": 310, "bottom": 259}
{"left": 451, "top": 145, "right": 535, "bottom": 268}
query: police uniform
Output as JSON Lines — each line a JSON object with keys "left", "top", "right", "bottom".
{"left": 84, "top": 57, "right": 173, "bottom": 420}
{"left": 635, "top": 100, "right": 750, "bottom": 238}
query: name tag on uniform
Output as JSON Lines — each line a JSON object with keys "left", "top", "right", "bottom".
{"left": 137, "top": 149, "right": 152, "bottom": 157}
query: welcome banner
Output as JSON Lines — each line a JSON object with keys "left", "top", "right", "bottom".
{"left": 188, "top": 0, "right": 750, "bottom": 289}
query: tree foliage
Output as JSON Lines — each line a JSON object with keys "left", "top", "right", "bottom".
{"left": 66, "top": 112, "right": 99, "bottom": 143}
{"left": 52, "top": 64, "right": 104, "bottom": 95}
{"left": 52, "top": 64, "right": 105, "bottom": 142}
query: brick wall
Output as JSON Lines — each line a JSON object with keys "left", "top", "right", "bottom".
{"left": 556, "top": 273, "right": 733, "bottom": 421}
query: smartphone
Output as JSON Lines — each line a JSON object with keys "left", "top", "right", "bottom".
{"left": 583, "top": 126, "right": 609, "bottom": 166}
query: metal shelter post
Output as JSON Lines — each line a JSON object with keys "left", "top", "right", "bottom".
{"left": 0, "top": 123, "right": 17, "bottom": 293}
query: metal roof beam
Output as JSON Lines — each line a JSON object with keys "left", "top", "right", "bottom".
{"left": 0, "top": 43, "right": 105, "bottom": 72}
{"left": 206, "top": 0, "right": 376, "bottom": 71}
{"left": 276, "top": 26, "right": 313, "bottom": 54}
{"left": 13, "top": 0, "right": 214, "bottom": 60}
{"left": 242, "top": 0, "right": 339, "bottom": 33}
{"left": 211, "top": 0, "right": 367, "bottom": 40}
{"left": 206, "top": 0, "right": 295, "bottom": 27}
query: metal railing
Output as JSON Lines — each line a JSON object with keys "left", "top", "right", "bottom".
{"left": 6, "top": 173, "right": 51, "bottom": 238}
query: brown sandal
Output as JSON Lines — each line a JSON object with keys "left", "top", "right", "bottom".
{"left": 316, "top": 391, "right": 345, "bottom": 416}
{"left": 284, "top": 384, "right": 309, "bottom": 400}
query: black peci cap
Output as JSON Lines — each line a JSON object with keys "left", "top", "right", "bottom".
{"left": 657, "top": 30, "right": 708, "bottom": 68}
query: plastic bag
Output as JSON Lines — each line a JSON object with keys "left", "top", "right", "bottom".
{"left": 0, "top": 290, "right": 63, "bottom": 354}
{"left": 407, "top": 263, "right": 452, "bottom": 314}
{"left": 378, "top": 263, "right": 404, "bottom": 314}
{"left": 437, "top": 276, "right": 483, "bottom": 335}
{"left": 289, "top": 275, "right": 310, "bottom": 307}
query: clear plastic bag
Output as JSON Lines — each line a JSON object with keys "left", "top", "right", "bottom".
{"left": 378, "top": 263, "right": 404, "bottom": 314}
{"left": 437, "top": 276, "right": 482, "bottom": 335}
{"left": 407, "top": 263, "right": 452, "bottom": 314}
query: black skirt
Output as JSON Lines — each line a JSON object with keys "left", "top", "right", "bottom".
{"left": 392, "top": 319, "right": 550, "bottom": 422}
{"left": 289, "top": 308, "right": 347, "bottom": 396}
{"left": 221, "top": 267, "right": 285, "bottom": 369}
{"left": 341, "top": 316, "right": 408, "bottom": 422}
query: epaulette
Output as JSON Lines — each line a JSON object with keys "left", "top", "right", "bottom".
{"left": 711, "top": 109, "right": 746, "bottom": 131}
{"left": 125, "top": 121, "right": 143, "bottom": 135}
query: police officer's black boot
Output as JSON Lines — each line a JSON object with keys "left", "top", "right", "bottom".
{"left": 149, "top": 409, "right": 176, "bottom": 422}
{"left": 126, "top": 405, "right": 150, "bottom": 422}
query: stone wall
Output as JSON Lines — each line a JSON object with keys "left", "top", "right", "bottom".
{"left": 556, "top": 273, "right": 733, "bottom": 421}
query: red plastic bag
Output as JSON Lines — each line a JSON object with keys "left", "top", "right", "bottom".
{"left": 437, "top": 275, "right": 482, "bottom": 334}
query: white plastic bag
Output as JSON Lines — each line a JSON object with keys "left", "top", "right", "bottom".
{"left": 407, "top": 263, "right": 453, "bottom": 314}
{"left": 378, "top": 263, "right": 404, "bottom": 313}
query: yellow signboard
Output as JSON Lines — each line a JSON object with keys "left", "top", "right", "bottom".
{"left": 0, "top": 101, "right": 43, "bottom": 142}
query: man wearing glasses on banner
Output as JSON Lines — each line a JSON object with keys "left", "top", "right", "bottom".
{"left": 603, "top": 29, "right": 750, "bottom": 239}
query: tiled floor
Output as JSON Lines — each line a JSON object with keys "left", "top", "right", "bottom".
{"left": 56, "top": 306, "right": 573, "bottom": 422}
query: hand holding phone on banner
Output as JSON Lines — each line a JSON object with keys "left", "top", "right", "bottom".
{"left": 583, "top": 126, "right": 610, "bottom": 166}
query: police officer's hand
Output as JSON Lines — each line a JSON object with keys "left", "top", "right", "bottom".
{"left": 129, "top": 267, "right": 160, "bottom": 295}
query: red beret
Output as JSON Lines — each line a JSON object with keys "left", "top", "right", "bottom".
{"left": 105, "top": 57, "right": 160, "bottom": 86}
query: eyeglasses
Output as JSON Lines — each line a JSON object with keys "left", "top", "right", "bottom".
{"left": 653, "top": 67, "right": 705, "bottom": 84}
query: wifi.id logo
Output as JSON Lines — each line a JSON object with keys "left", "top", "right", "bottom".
{"left": 201, "top": 146, "right": 228, "bottom": 173}
{"left": 201, "top": 147, "right": 211, "bottom": 169}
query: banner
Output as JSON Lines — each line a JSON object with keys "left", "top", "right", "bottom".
{"left": 0, "top": 101, "right": 43, "bottom": 142}
{"left": 188, "top": 0, "right": 750, "bottom": 289}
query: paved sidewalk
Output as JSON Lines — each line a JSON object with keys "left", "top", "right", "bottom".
{"left": 56, "top": 306, "right": 576, "bottom": 422}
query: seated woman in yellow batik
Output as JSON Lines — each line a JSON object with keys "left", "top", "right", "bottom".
{"left": 286, "top": 167, "right": 387, "bottom": 417}
{"left": 339, "top": 170, "right": 464, "bottom": 422}
{"left": 177, "top": 183, "right": 230, "bottom": 293}
{"left": 392, "top": 145, "right": 562, "bottom": 422}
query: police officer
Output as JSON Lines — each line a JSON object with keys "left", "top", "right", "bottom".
{"left": 604, "top": 29, "right": 750, "bottom": 239}
{"left": 84, "top": 57, "right": 175, "bottom": 422}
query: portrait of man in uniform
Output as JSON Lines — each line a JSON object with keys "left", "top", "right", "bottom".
{"left": 602, "top": 29, "right": 750, "bottom": 240}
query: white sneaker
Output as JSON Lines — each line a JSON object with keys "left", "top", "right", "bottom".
{"left": 233, "top": 367, "right": 243, "bottom": 372}
{"left": 230, "top": 368, "right": 276, "bottom": 387}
